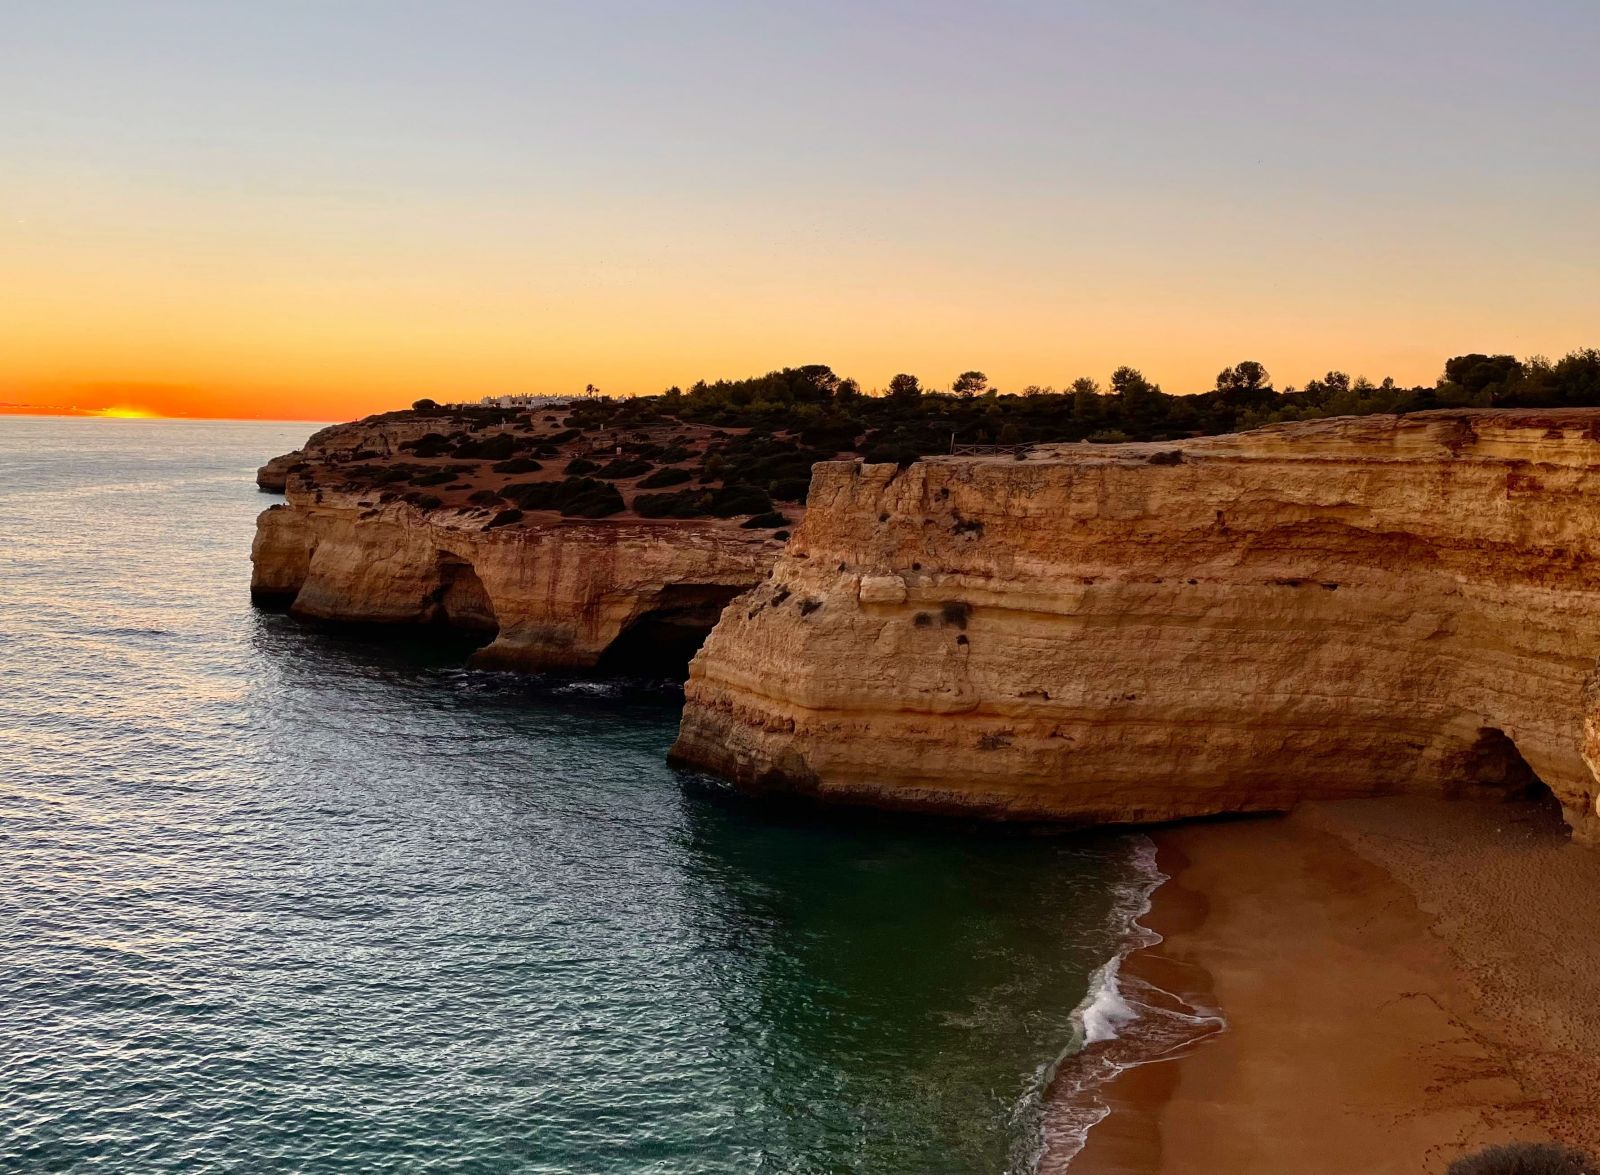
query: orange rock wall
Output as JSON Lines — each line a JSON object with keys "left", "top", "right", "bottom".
{"left": 672, "top": 411, "right": 1600, "bottom": 840}
{"left": 251, "top": 488, "right": 775, "bottom": 670}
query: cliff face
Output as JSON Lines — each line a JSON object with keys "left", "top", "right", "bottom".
{"left": 253, "top": 490, "right": 776, "bottom": 671}
{"left": 672, "top": 410, "right": 1600, "bottom": 841}
{"left": 252, "top": 405, "right": 799, "bottom": 670}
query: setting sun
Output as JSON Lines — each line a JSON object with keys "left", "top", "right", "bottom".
{"left": 94, "top": 405, "right": 160, "bottom": 419}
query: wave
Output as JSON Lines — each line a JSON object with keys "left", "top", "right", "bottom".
{"left": 443, "top": 668, "right": 684, "bottom": 703}
{"left": 1021, "top": 836, "right": 1225, "bottom": 1173}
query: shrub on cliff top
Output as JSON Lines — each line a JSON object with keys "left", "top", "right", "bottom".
{"left": 492, "top": 456, "right": 543, "bottom": 474}
{"left": 634, "top": 489, "right": 709, "bottom": 519}
{"left": 596, "top": 458, "right": 653, "bottom": 480}
{"left": 706, "top": 483, "right": 772, "bottom": 518}
{"left": 638, "top": 466, "right": 692, "bottom": 489}
{"left": 560, "top": 480, "right": 625, "bottom": 518}
{"left": 1448, "top": 1143, "right": 1598, "bottom": 1175}
{"left": 344, "top": 463, "right": 406, "bottom": 485}
{"left": 503, "top": 476, "right": 623, "bottom": 518}
{"left": 400, "top": 433, "right": 450, "bottom": 457}
{"left": 769, "top": 476, "right": 810, "bottom": 503}
{"left": 799, "top": 420, "right": 861, "bottom": 450}
{"left": 564, "top": 457, "right": 600, "bottom": 476}
{"left": 741, "top": 511, "right": 789, "bottom": 529}
{"left": 452, "top": 433, "right": 517, "bottom": 460}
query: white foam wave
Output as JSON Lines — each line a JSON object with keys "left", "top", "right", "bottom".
{"left": 1020, "top": 835, "right": 1226, "bottom": 1173}
{"left": 1078, "top": 956, "right": 1136, "bottom": 1045}
{"left": 553, "top": 680, "right": 625, "bottom": 696}
{"left": 1067, "top": 836, "right": 1165, "bottom": 1048}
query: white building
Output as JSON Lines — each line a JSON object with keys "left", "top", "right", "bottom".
{"left": 474, "top": 393, "right": 576, "bottom": 410}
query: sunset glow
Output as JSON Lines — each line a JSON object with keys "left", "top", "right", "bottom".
{"left": 2, "top": 3, "right": 1596, "bottom": 422}
{"left": 94, "top": 406, "right": 161, "bottom": 420}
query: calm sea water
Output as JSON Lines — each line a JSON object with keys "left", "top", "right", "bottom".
{"left": 0, "top": 416, "right": 1148, "bottom": 1174}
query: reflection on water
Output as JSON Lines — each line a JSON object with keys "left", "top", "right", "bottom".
{"left": 0, "top": 416, "right": 1141, "bottom": 1173}
{"left": 677, "top": 801, "right": 1140, "bottom": 1173}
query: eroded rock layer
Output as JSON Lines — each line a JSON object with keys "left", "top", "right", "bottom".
{"left": 252, "top": 493, "right": 775, "bottom": 671}
{"left": 672, "top": 410, "right": 1600, "bottom": 841}
{"left": 252, "top": 406, "right": 799, "bottom": 670}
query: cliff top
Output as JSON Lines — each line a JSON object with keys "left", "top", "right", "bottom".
{"left": 265, "top": 407, "right": 1600, "bottom": 542}
{"left": 259, "top": 405, "right": 834, "bottom": 540}
{"left": 916, "top": 409, "right": 1600, "bottom": 469}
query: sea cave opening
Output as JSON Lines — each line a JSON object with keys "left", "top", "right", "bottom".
{"left": 428, "top": 554, "right": 498, "bottom": 649}
{"left": 596, "top": 584, "right": 747, "bottom": 680}
{"left": 1451, "top": 726, "right": 1564, "bottom": 826}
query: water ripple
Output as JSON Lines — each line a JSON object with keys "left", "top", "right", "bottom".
{"left": 0, "top": 417, "right": 1139, "bottom": 1174}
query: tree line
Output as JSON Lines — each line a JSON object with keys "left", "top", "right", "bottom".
{"left": 546, "top": 349, "right": 1597, "bottom": 464}
{"left": 411, "top": 349, "right": 1600, "bottom": 467}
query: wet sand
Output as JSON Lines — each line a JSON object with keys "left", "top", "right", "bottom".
{"left": 1067, "top": 795, "right": 1600, "bottom": 1174}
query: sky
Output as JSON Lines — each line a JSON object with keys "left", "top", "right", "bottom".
{"left": 1, "top": 1, "right": 1596, "bottom": 421}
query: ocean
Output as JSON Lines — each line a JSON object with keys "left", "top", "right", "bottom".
{"left": 0, "top": 415, "right": 1162, "bottom": 1174}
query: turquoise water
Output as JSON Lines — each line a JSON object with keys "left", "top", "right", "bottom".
{"left": 0, "top": 416, "right": 1148, "bottom": 1174}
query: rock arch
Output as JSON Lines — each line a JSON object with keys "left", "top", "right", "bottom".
{"left": 429, "top": 552, "right": 498, "bottom": 640}
{"left": 1446, "top": 727, "right": 1549, "bottom": 801}
{"left": 596, "top": 583, "right": 747, "bottom": 679}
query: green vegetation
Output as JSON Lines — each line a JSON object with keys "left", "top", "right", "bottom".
{"left": 491, "top": 456, "right": 543, "bottom": 474}
{"left": 706, "top": 484, "right": 772, "bottom": 517}
{"left": 635, "top": 489, "right": 709, "bottom": 519}
{"left": 638, "top": 467, "right": 692, "bottom": 488}
{"left": 356, "top": 349, "right": 1599, "bottom": 527}
{"left": 595, "top": 457, "right": 653, "bottom": 479}
{"left": 503, "top": 477, "right": 624, "bottom": 518}
{"left": 556, "top": 351, "right": 1600, "bottom": 458}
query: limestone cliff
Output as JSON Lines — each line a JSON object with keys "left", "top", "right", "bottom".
{"left": 253, "top": 490, "right": 776, "bottom": 671}
{"left": 252, "top": 405, "right": 799, "bottom": 670}
{"left": 672, "top": 410, "right": 1600, "bottom": 841}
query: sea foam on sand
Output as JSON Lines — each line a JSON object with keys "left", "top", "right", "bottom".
{"left": 1024, "top": 837, "right": 1224, "bottom": 1172}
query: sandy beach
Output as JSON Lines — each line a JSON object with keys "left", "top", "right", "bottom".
{"left": 1067, "top": 795, "right": 1600, "bottom": 1174}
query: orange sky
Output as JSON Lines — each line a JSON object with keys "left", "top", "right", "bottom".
{"left": 3, "top": 4, "right": 1595, "bottom": 423}
{"left": 4, "top": 215, "right": 1592, "bottom": 422}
